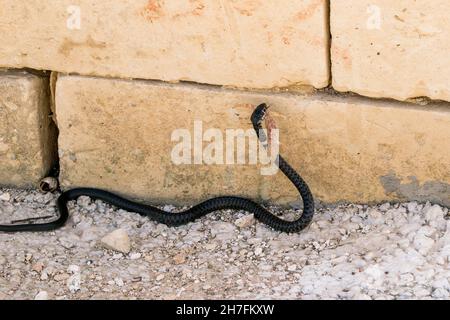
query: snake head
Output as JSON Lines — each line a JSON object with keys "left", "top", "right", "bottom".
{"left": 251, "top": 103, "right": 269, "bottom": 128}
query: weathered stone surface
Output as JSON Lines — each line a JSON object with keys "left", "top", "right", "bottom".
{"left": 56, "top": 75, "right": 262, "bottom": 204}
{"left": 56, "top": 75, "right": 450, "bottom": 206}
{"left": 331, "top": 0, "right": 450, "bottom": 102}
{"left": 0, "top": 70, "right": 57, "bottom": 187}
{"left": 0, "top": 0, "right": 329, "bottom": 89}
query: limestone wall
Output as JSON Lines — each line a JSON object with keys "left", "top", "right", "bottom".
{"left": 0, "top": 1, "right": 449, "bottom": 206}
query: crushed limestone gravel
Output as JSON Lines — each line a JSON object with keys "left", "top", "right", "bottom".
{"left": 0, "top": 188, "right": 449, "bottom": 300}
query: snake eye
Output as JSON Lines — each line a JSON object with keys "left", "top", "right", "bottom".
{"left": 257, "top": 103, "right": 268, "bottom": 115}
{"left": 260, "top": 104, "right": 269, "bottom": 119}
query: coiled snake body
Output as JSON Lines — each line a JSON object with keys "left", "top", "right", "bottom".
{"left": 0, "top": 104, "right": 314, "bottom": 233}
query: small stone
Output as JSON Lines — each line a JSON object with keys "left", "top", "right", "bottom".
{"left": 100, "top": 229, "right": 131, "bottom": 254}
{"left": 210, "top": 222, "right": 236, "bottom": 241}
{"left": 67, "top": 274, "right": 81, "bottom": 293}
{"left": 413, "top": 234, "right": 435, "bottom": 255}
{"left": 156, "top": 274, "right": 165, "bottom": 281}
{"left": 204, "top": 243, "right": 217, "bottom": 250}
{"left": 424, "top": 205, "right": 446, "bottom": 230}
{"left": 432, "top": 278, "right": 450, "bottom": 290}
{"left": 32, "top": 262, "right": 44, "bottom": 273}
{"left": 399, "top": 273, "right": 414, "bottom": 284}
{"left": 235, "top": 215, "right": 255, "bottom": 228}
{"left": 432, "top": 288, "right": 449, "bottom": 298}
{"left": 77, "top": 196, "right": 91, "bottom": 207}
{"left": 0, "top": 192, "right": 11, "bottom": 201}
{"left": 80, "top": 227, "right": 101, "bottom": 242}
{"left": 379, "top": 203, "right": 390, "bottom": 211}
{"left": 173, "top": 253, "right": 186, "bottom": 265}
{"left": 58, "top": 237, "right": 76, "bottom": 249}
{"left": 162, "top": 204, "right": 176, "bottom": 212}
{"left": 287, "top": 264, "right": 297, "bottom": 271}
{"left": 67, "top": 265, "right": 80, "bottom": 274}
{"left": 367, "top": 209, "right": 384, "bottom": 224}
{"left": 254, "top": 247, "right": 263, "bottom": 256}
{"left": 129, "top": 252, "right": 142, "bottom": 260}
{"left": 407, "top": 202, "right": 419, "bottom": 214}
{"left": 413, "top": 287, "right": 430, "bottom": 298}
{"left": 34, "top": 291, "right": 48, "bottom": 300}
{"left": 54, "top": 273, "right": 70, "bottom": 282}
{"left": 114, "top": 278, "right": 124, "bottom": 287}
{"left": 345, "top": 222, "right": 360, "bottom": 232}
{"left": 364, "top": 265, "right": 383, "bottom": 280}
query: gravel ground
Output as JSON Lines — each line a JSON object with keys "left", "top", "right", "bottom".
{"left": 0, "top": 187, "right": 450, "bottom": 300}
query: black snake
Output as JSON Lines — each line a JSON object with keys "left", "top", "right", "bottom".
{"left": 0, "top": 103, "right": 314, "bottom": 233}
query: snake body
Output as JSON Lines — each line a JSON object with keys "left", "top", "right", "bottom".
{"left": 0, "top": 104, "right": 314, "bottom": 233}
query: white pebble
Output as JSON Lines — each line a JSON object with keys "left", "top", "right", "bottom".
{"left": 432, "top": 288, "right": 449, "bottom": 298}
{"left": 100, "top": 229, "right": 131, "bottom": 254}
{"left": 34, "top": 291, "right": 48, "bottom": 300}
{"left": 163, "top": 204, "right": 176, "bottom": 212}
{"left": 413, "top": 287, "right": 430, "bottom": 297}
{"left": 235, "top": 215, "right": 255, "bottom": 228}
{"left": 67, "top": 265, "right": 80, "bottom": 274}
{"left": 67, "top": 274, "right": 81, "bottom": 293}
{"left": 287, "top": 265, "right": 297, "bottom": 272}
{"left": 364, "top": 265, "right": 383, "bottom": 280}
{"left": 114, "top": 278, "right": 124, "bottom": 287}
{"left": 413, "top": 234, "right": 435, "bottom": 255}
{"left": 156, "top": 274, "right": 165, "bottom": 281}
{"left": 129, "top": 252, "right": 142, "bottom": 260}
{"left": 0, "top": 192, "right": 11, "bottom": 201}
